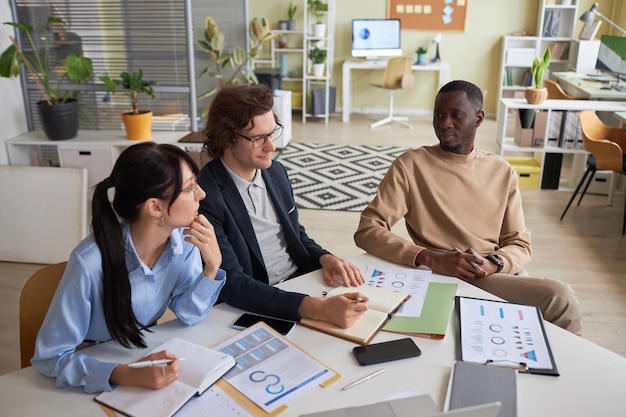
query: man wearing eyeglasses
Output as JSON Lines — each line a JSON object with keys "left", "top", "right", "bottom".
{"left": 197, "top": 84, "right": 368, "bottom": 329}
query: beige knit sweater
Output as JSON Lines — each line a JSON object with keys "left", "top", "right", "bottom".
{"left": 354, "top": 144, "right": 531, "bottom": 274}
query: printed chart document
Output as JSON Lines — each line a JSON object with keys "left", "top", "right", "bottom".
{"left": 299, "top": 284, "right": 410, "bottom": 345}
{"left": 454, "top": 296, "right": 559, "bottom": 376}
{"left": 95, "top": 337, "right": 236, "bottom": 417}
{"left": 364, "top": 266, "right": 458, "bottom": 339}
{"left": 213, "top": 322, "right": 340, "bottom": 416}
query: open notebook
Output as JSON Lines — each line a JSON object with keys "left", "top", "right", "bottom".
{"left": 299, "top": 285, "right": 409, "bottom": 345}
{"left": 95, "top": 337, "right": 236, "bottom": 417}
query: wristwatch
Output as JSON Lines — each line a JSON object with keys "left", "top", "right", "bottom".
{"left": 486, "top": 254, "right": 504, "bottom": 273}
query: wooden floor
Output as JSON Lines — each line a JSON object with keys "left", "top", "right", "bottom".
{"left": 2, "top": 113, "right": 625, "bottom": 376}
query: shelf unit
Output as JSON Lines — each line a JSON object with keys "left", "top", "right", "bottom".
{"left": 251, "top": 0, "right": 335, "bottom": 124}
{"left": 496, "top": 0, "right": 580, "bottom": 121}
{"left": 496, "top": 98, "right": 626, "bottom": 189}
{"left": 302, "top": 0, "right": 335, "bottom": 123}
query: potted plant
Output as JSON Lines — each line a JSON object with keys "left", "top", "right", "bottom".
{"left": 287, "top": 1, "right": 298, "bottom": 30}
{"left": 415, "top": 46, "right": 428, "bottom": 65}
{"left": 526, "top": 48, "right": 551, "bottom": 105}
{"left": 0, "top": 18, "right": 93, "bottom": 140}
{"left": 99, "top": 69, "right": 157, "bottom": 140}
{"left": 197, "top": 16, "right": 282, "bottom": 118}
{"left": 308, "top": 47, "right": 327, "bottom": 77}
{"left": 308, "top": 0, "right": 327, "bottom": 38}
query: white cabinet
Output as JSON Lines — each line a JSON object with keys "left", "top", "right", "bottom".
{"left": 497, "top": 1, "right": 580, "bottom": 121}
{"left": 6, "top": 130, "right": 184, "bottom": 189}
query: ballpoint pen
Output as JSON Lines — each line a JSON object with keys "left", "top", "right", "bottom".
{"left": 453, "top": 247, "right": 481, "bottom": 270}
{"left": 340, "top": 368, "right": 385, "bottom": 391}
{"left": 127, "top": 358, "right": 187, "bottom": 368}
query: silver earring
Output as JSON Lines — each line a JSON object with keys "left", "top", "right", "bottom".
{"left": 156, "top": 217, "right": 164, "bottom": 227}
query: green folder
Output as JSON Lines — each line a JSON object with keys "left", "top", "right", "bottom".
{"left": 382, "top": 282, "right": 458, "bottom": 339}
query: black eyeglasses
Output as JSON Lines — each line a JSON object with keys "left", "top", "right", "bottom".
{"left": 235, "top": 125, "right": 284, "bottom": 148}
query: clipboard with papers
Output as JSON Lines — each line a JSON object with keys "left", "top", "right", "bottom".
{"left": 453, "top": 296, "right": 559, "bottom": 376}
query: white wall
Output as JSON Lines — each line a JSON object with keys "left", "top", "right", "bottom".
{"left": 0, "top": 1, "right": 27, "bottom": 165}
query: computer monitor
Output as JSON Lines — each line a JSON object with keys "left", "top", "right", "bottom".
{"left": 351, "top": 19, "right": 402, "bottom": 60}
{"left": 595, "top": 35, "right": 626, "bottom": 84}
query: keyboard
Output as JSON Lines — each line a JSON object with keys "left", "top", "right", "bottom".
{"left": 612, "top": 85, "right": 626, "bottom": 92}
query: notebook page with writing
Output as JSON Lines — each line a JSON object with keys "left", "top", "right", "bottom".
{"left": 95, "top": 337, "right": 235, "bottom": 417}
{"left": 299, "top": 285, "right": 409, "bottom": 344}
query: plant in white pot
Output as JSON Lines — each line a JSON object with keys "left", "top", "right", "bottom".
{"left": 287, "top": 1, "right": 298, "bottom": 30}
{"left": 526, "top": 48, "right": 551, "bottom": 105}
{"left": 308, "top": 47, "right": 327, "bottom": 77}
{"left": 0, "top": 18, "right": 93, "bottom": 140}
{"left": 99, "top": 69, "right": 157, "bottom": 140}
{"left": 308, "top": 0, "right": 327, "bottom": 38}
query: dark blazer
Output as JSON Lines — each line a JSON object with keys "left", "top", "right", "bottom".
{"left": 198, "top": 158, "right": 329, "bottom": 320}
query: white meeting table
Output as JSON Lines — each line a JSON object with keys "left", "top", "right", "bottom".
{"left": 1, "top": 253, "right": 625, "bottom": 416}
{"left": 342, "top": 59, "right": 450, "bottom": 122}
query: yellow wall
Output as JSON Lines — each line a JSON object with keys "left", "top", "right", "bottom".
{"left": 249, "top": 0, "right": 621, "bottom": 115}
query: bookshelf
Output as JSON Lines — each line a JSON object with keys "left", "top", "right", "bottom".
{"left": 496, "top": 0, "right": 580, "bottom": 121}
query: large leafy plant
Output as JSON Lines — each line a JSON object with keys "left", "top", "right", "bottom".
{"left": 99, "top": 69, "right": 157, "bottom": 115}
{"left": 197, "top": 16, "right": 282, "bottom": 118}
{"left": 0, "top": 17, "right": 93, "bottom": 105}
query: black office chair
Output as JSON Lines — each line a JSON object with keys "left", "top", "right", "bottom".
{"left": 560, "top": 111, "right": 626, "bottom": 234}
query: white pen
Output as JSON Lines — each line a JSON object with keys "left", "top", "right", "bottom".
{"left": 341, "top": 368, "right": 385, "bottom": 391}
{"left": 127, "top": 358, "right": 186, "bottom": 368}
{"left": 453, "top": 246, "right": 481, "bottom": 270}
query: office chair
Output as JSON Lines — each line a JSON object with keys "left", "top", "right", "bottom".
{"left": 544, "top": 79, "right": 579, "bottom": 100}
{"left": 19, "top": 262, "right": 67, "bottom": 368}
{"left": 370, "top": 57, "right": 414, "bottom": 129}
{"left": 560, "top": 110, "right": 626, "bottom": 234}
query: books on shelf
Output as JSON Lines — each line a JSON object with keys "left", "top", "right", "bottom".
{"left": 549, "top": 42, "right": 569, "bottom": 60}
{"left": 299, "top": 284, "right": 410, "bottom": 345}
{"left": 542, "top": 10, "right": 561, "bottom": 37}
{"left": 95, "top": 337, "right": 236, "bottom": 417}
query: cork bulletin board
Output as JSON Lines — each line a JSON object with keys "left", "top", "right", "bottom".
{"left": 387, "top": 0, "right": 467, "bottom": 32}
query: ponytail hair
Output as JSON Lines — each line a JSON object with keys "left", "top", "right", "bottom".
{"left": 91, "top": 142, "right": 199, "bottom": 348}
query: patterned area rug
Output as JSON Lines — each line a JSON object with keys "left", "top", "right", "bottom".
{"left": 276, "top": 143, "right": 412, "bottom": 212}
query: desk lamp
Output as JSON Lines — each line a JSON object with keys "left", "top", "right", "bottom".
{"left": 431, "top": 33, "right": 442, "bottom": 63}
{"left": 580, "top": 2, "right": 626, "bottom": 36}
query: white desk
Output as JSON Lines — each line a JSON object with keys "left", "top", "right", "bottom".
{"left": 1, "top": 253, "right": 625, "bottom": 416}
{"left": 552, "top": 71, "right": 626, "bottom": 100}
{"left": 342, "top": 60, "right": 450, "bottom": 123}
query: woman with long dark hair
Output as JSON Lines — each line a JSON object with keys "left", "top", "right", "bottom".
{"left": 32, "top": 142, "right": 225, "bottom": 393}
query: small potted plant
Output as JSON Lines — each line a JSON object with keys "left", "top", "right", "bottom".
{"left": 415, "top": 46, "right": 428, "bottom": 65}
{"left": 287, "top": 1, "right": 298, "bottom": 30}
{"left": 526, "top": 48, "right": 551, "bottom": 105}
{"left": 308, "top": 47, "right": 327, "bottom": 77}
{"left": 308, "top": 0, "right": 327, "bottom": 38}
{"left": 99, "top": 69, "right": 157, "bottom": 140}
{"left": 0, "top": 18, "right": 93, "bottom": 140}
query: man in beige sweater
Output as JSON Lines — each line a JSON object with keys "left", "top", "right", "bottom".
{"left": 354, "top": 80, "right": 582, "bottom": 335}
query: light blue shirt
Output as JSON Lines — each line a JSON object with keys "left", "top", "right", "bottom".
{"left": 31, "top": 223, "right": 226, "bottom": 393}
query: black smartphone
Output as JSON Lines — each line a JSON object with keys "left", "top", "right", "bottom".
{"left": 232, "top": 313, "right": 296, "bottom": 336}
{"left": 352, "top": 338, "right": 421, "bottom": 366}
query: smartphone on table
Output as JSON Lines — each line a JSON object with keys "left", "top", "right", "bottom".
{"left": 352, "top": 337, "right": 421, "bottom": 366}
{"left": 232, "top": 313, "right": 296, "bottom": 336}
